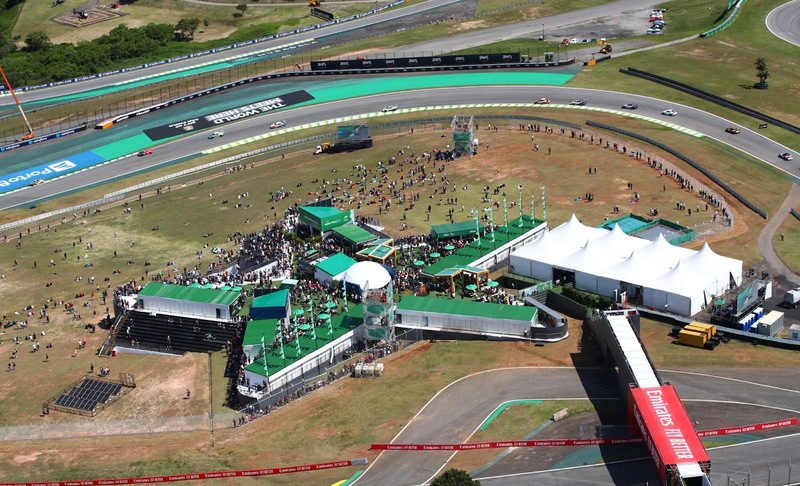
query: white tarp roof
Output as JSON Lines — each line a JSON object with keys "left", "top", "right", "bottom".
{"left": 343, "top": 261, "right": 391, "bottom": 290}
{"left": 647, "top": 260, "right": 708, "bottom": 295}
{"left": 592, "top": 224, "right": 652, "bottom": 259}
{"left": 681, "top": 242, "right": 742, "bottom": 287}
{"left": 549, "top": 214, "right": 607, "bottom": 249}
{"left": 510, "top": 230, "right": 581, "bottom": 265}
{"left": 602, "top": 248, "right": 673, "bottom": 286}
{"left": 637, "top": 233, "right": 695, "bottom": 264}
{"left": 556, "top": 239, "right": 624, "bottom": 275}
{"left": 607, "top": 314, "right": 660, "bottom": 388}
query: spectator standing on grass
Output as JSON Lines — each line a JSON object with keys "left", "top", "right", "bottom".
{"left": 186, "top": 389, "right": 191, "bottom": 399}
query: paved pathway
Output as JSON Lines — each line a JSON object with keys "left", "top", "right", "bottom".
{"left": 757, "top": 183, "right": 800, "bottom": 285}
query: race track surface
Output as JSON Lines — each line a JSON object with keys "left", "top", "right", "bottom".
{"left": 766, "top": 0, "right": 800, "bottom": 47}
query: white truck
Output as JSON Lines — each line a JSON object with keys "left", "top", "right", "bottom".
{"left": 784, "top": 288, "right": 800, "bottom": 308}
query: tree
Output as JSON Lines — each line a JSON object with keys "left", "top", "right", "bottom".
{"left": 754, "top": 57, "right": 769, "bottom": 89}
{"left": 24, "top": 31, "right": 51, "bottom": 52}
{"left": 431, "top": 469, "right": 481, "bottom": 486}
{"left": 175, "top": 18, "right": 200, "bottom": 41}
{"left": 235, "top": 3, "right": 248, "bottom": 16}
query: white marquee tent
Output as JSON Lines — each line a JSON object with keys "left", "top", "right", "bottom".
{"left": 642, "top": 261, "right": 711, "bottom": 315}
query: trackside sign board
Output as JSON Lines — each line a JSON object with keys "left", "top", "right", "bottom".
{"left": 630, "top": 385, "right": 709, "bottom": 479}
{"left": 143, "top": 90, "right": 314, "bottom": 141}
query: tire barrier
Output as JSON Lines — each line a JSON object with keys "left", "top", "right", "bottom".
{"left": 619, "top": 67, "right": 800, "bottom": 135}
{"left": 0, "top": 458, "right": 369, "bottom": 485}
{"left": 371, "top": 418, "right": 798, "bottom": 450}
{"left": 585, "top": 121, "right": 768, "bottom": 219}
{"left": 700, "top": 0, "right": 748, "bottom": 38}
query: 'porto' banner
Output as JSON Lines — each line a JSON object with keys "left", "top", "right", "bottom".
{"left": 143, "top": 90, "right": 314, "bottom": 141}
{"left": 0, "top": 458, "right": 368, "bottom": 486}
{"left": 311, "top": 53, "right": 521, "bottom": 71}
{"left": 371, "top": 418, "right": 798, "bottom": 451}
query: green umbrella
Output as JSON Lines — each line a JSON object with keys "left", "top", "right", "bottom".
{"left": 232, "top": 286, "right": 242, "bottom": 291}
{"left": 202, "top": 283, "right": 214, "bottom": 289}
{"left": 292, "top": 309, "right": 305, "bottom": 316}
{"left": 299, "top": 324, "right": 311, "bottom": 331}
{"left": 714, "top": 299, "right": 726, "bottom": 306}
{"left": 487, "top": 281, "right": 499, "bottom": 288}
{"left": 219, "top": 285, "right": 231, "bottom": 291}
{"left": 413, "top": 260, "right": 425, "bottom": 266}
{"left": 318, "top": 313, "right": 330, "bottom": 321}
{"left": 190, "top": 283, "right": 201, "bottom": 288}
{"left": 466, "top": 284, "right": 478, "bottom": 291}
{"left": 444, "top": 245, "right": 456, "bottom": 251}
{"left": 324, "top": 302, "right": 337, "bottom": 309}
{"left": 430, "top": 252, "right": 441, "bottom": 258}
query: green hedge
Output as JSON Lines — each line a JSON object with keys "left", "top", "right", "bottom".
{"left": 561, "top": 286, "right": 613, "bottom": 310}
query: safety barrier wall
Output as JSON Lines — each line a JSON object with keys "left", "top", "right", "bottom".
{"left": 0, "top": 0, "right": 408, "bottom": 96}
{"left": 700, "top": 0, "right": 747, "bottom": 38}
{"left": 619, "top": 67, "right": 800, "bottom": 135}
{"left": 0, "top": 124, "right": 87, "bottom": 153}
{"left": 585, "top": 121, "right": 768, "bottom": 219}
{"left": 791, "top": 208, "right": 800, "bottom": 222}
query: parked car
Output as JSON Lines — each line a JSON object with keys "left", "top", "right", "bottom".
{"left": 562, "top": 38, "right": 569, "bottom": 44}
{"left": 725, "top": 127, "right": 740, "bottom": 134}
{"left": 570, "top": 99, "right": 587, "bottom": 106}
{"left": 269, "top": 120, "right": 286, "bottom": 129}
{"left": 534, "top": 98, "right": 551, "bottom": 104}
{"left": 381, "top": 105, "right": 398, "bottom": 113}
{"left": 208, "top": 130, "right": 224, "bottom": 139}
{"left": 569, "top": 38, "right": 579, "bottom": 44}
{"left": 647, "top": 28, "right": 662, "bottom": 34}
{"left": 779, "top": 152, "right": 794, "bottom": 161}
{"left": 661, "top": 109, "right": 678, "bottom": 116}
{"left": 138, "top": 149, "right": 153, "bottom": 156}
{"left": 621, "top": 103, "right": 638, "bottom": 109}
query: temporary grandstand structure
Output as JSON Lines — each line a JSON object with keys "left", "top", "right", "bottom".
{"left": 314, "top": 252, "right": 357, "bottom": 285}
{"left": 136, "top": 283, "right": 240, "bottom": 321}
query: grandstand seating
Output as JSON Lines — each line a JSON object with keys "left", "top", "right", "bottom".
{"left": 114, "top": 310, "right": 240, "bottom": 354}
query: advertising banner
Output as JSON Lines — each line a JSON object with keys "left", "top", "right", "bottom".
{"left": 311, "top": 53, "right": 521, "bottom": 71}
{"left": 143, "top": 90, "right": 314, "bottom": 141}
{"left": 0, "top": 458, "right": 368, "bottom": 486}
{"left": 0, "top": 125, "right": 87, "bottom": 153}
{"left": 0, "top": 151, "right": 104, "bottom": 193}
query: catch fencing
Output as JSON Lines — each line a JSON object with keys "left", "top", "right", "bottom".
{"left": 727, "top": 457, "right": 797, "bottom": 486}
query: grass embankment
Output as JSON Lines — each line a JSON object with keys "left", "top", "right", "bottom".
{"left": 774, "top": 210, "right": 800, "bottom": 276}
{"left": 569, "top": 0, "right": 800, "bottom": 150}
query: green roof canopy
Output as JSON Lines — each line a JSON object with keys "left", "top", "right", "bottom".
{"left": 242, "top": 319, "right": 279, "bottom": 347}
{"left": 357, "top": 244, "right": 396, "bottom": 260}
{"left": 396, "top": 296, "right": 537, "bottom": 322}
{"left": 332, "top": 224, "right": 378, "bottom": 245}
{"left": 299, "top": 206, "right": 352, "bottom": 231}
{"left": 430, "top": 220, "right": 481, "bottom": 239}
{"left": 252, "top": 289, "right": 289, "bottom": 310}
{"left": 316, "top": 252, "right": 357, "bottom": 277}
{"left": 137, "top": 282, "right": 239, "bottom": 306}
{"left": 424, "top": 216, "right": 544, "bottom": 276}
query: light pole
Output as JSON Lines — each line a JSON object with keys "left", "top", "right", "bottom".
{"left": 541, "top": 23, "right": 544, "bottom": 40}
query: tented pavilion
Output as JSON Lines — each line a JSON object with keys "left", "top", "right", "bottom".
{"left": 331, "top": 223, "right": 378, "bottom": 249}
{"left": 298, "top": 206, "right": 352, "bottom": 234}
{"left": 249, "top": 289, "right": 290, "bottom": 321}
{"left": 432, "top": 264, "right": 489, "bottom": 294}
{"left": 314, "top": 252, "right": 357, "bottom": 285}
{"left": 356, "top": 242, "right": 397, "bottom": 266}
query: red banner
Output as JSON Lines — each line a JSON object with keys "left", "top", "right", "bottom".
{"left": 0, "top": 458, "right": 368, "bottom": 486}
{"left": 372, "top": 418, "right": 799, "bottom": 451}
{"left": 697, "top": 418, "right": 798, "bottom": 437}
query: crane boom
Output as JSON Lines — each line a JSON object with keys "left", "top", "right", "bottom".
{"left": 0, "top": 64, "right": 35, "bottom": 141}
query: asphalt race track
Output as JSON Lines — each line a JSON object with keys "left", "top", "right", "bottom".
{"left": 2, "top": 84, "right": 797, "bottom": 210}
{"left": 766, "top": 0, "right": 800, "bottom": 47}
{"left": 351, "top": 367, "right": 800, "bottom": 486}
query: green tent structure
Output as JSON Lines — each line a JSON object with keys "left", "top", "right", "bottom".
{"left": 430, "top": 220, "right": 482, "bottom": 239}
{"left": 298, "top": 206, "right": 352, "bottom": 233}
